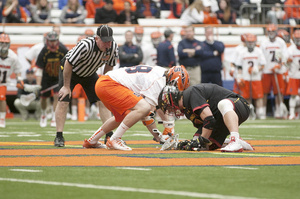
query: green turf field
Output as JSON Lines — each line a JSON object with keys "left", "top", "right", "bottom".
{"left": 0, "top": 117, "right": 300, "bottom": 199}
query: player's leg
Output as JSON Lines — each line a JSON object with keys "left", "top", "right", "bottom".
{"left": 40, "top": 96, "right": 48, "bottom": 127}
{"left": 262, "top": 74, "right": 272, "bottom": 119}
{"left": 14, "top": 98, "right": 29, "bottom": 121}
{"left": 253, "top": 81, "right": 264, "bottom": 119}
{"left": 50, "top": 92, "right": 59, "bottom": 127}
{"left": 0, "top": 86, "right": 7, "bottom": 127}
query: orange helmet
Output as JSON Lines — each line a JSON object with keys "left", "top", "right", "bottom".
{"left": 134, "top": 26, "right": 144, "bottom": 34}
{"left": 267, "top": 23, "right": 277, "bottom": 32}
{"left": 84, "top": 29, "right": 94, "bottom": 37}
{"left": 77, "top": 35, "right": 87, "bottom": 43}
{"left": 166, "top": 65, "right": 190, "bottom": 91}
{"left": 0, "top": 33, "right": 11, "bottom": 55}
{"left": 240, "top": 33, "right": 250, "bottom": 42}
{"left": 0, "top": 33, "right": 10, "bottom": 43}
{"left": 277, "top": 29, "right": 290, "bottom": 43}
{"left": 245, "top": 33, "right": 257, "bottom": 52}
{"left": 293, "top": 30, "right": 300, "bottom": 47}
{"left": 151, "top": 31, "right": 162, "bottom": 39}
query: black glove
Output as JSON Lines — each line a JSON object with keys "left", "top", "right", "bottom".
{"left": 177, "top": 140, "right": 190, "bottom": 150}
{"left": 186, "top": 136, "right": 211, "bottom": 151}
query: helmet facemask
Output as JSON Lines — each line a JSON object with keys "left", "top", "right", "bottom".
{"left": 158, "top": 86, "right": 183, "bottom": 118}
{"left": 268, "top": 30, "right": 277, "bottom": 41}
{"left": 0, "top": 42, "right": 10, "bottom": 56}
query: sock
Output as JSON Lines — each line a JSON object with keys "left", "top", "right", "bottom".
{"left": 230, "top": 132, "right": 240, "bottom": 141}
{"left": 72, "top": 105, "right": 77, "bottom": 116}
{"left": 110, "top": 122, "right": 129, "bottom": 141}
{"left": 85, "top": 107, "right": 90, "bottom": 115}
{"left": 51, "top": 114, "right": 56, "bottom": 122}
{"left": 41, "top": 109, "right": 46, "bottom": 116}
{"left": 0, "top": 112, "right": 6, "bottom": 120}
{"left": 88, "top": 127, "right": 106, "bottom": 144}
{"left": 56, "top": 132, "right": 63, "bottom": 138}
{"left": 262, "top": 106, "right": 266, "bottom": 116}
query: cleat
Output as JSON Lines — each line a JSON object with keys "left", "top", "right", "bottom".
{"left": 221, "top": 137, "right": 243, "bottom": 152}
{"left": 240, "top": 138, "right": 255, "bottom": 150}
{"left": 83, "top": 139, "right": 106, "bottom": 149}
{"left": 54, "top": 137, "right": 65, "bottom": 147}
{"left": 50, "top": 120, "right": 56, "bottom": 127}
{"left": 0, "top": 118, "right": 5, "bottom": 128}
{"left": 106, "top": 138, "right": 132, "bottom": 151}
{"left": 40, "top": 114, "right": 47, "bottom": 127}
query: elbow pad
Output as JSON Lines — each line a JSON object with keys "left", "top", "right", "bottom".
{"left": 35, "top": 68, "right": 43, "bottom": 77}
{"left": 203, "top": 115, "right": 216, "bottom": 130}
{"left": 141, "top": 111, "right": 155, "bottom": 127}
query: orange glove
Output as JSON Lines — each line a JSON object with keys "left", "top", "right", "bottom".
{"left": 16, "top": 80, "right": 24, "bottom": 89}
{"left": 271, "top": 64, "right": 281, "bottom": 73}
{"left": 163, "top": 121, "right": 175, "bottom": 136}
{"left": 229, "top": 66, "right": 235, "bottom": 77}
{"left": 237, "top": 78, "right": 245, "bottom": 88}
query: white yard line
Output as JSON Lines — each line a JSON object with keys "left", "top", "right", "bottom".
{"left": 9, "top": 169, "right": 43, "bottom": 173}
{"left": 223, "top": 167, "right": 258, "bottom": 170}
{"left": 116, "top": 167, "right": 151, "bottom": 171}
{"left": 0, "top": 177, "right": 262, "bottom": 199}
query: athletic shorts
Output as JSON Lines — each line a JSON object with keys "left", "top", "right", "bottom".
{"left": 0, "top": 86, "right": 7, "bottom": 100}
{"left": 41, "top": 76, "right": 59, "bottom": 98}
{"left": 209, "top": 97, "right": 250, "bottom": 149}
{"left": 58, "top": 67, "right": 100, "bottom": 103}
{"left": 233, "top": 80, "right": 240, "bottom": 94}
{"left": 240, "top": 80, "right": 263, "bottom": 99}
{"left": 72, "top": 84, "right": 87, "bottom": 99}
{"left": 286, "top": 78, "right": 300, "bottom": 95}
{"left": 95, "top": 75, "right": 143, "bottom": 122}
{"left": 262, "top": 73, "right": 285, "bottom": 95}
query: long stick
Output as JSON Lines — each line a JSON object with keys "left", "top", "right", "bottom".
{"left": 40, "top": 84, "right": 59, "bottom": 94}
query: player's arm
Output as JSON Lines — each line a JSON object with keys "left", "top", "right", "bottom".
{"left": 103, "top": 64, "right": 114, "bottom": 74}
{"left": 199, "top": 107, "right": 215, "bottom": 139}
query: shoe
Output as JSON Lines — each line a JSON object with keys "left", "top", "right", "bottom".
{"left": 54, "top": 137, "right": 65, "bottom": 147}
{"left": 71, "top": 114, "right": 77, "bottom": 121}
{"left": 50, "top": 120, "right": 56, "bottom": 127}
{"left": 106, "top": 138, "right": 132, "bottom": 151}
{"left": 258, "top": 115, "right": 266, "bottom": 120}
{"left": 240, "top": 138, "right": 255, "bottom": 150}
{"left": 82, "top": 139, "right": 107, "bottom": 149}
{"left": 105, "top": 131, "right": 113, "bottom": 144}
{"left": 0, "top": 119, "right": 5, "bottom": 128}
{"left": 40, "top": 115, "right": 47, "bottom": 127}
{"left": 221, "top": 137, "right": 243, "bottom": 152}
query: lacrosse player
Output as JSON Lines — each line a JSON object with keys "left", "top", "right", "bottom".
{"left": 14, "top": 69, "right": 41, "bottom": 121}
{"left": 158, "top": 84, "right": 254, "bottom": 152}
{"left": 260, "top": 24, "right": 288, "bottom": 119}
{"left": 0, "top": 33, "right": 22, "bottom": 128}
{"left": 35, "top": 31, "right": 68, "bottom": 128}
{"left": 235, "top": 34, "right": 266, "bottom": 119}
{"left": 83, "top": 65, "right": 190, "bottom": 151}
{"left": 285, "top": 30, "right": 300, "bottom": 120}
{"left": 141, "top": 31, "right": 162, "bottom": 66}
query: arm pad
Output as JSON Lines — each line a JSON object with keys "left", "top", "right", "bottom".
{"left": 35, "top": 68, "right": 43, "bottom": 77}
{"left": 141, "top": 111, "right": 155, "bottom": 127}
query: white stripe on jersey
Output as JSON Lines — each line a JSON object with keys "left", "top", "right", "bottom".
{"left": 66, "top": 37, "right": 118, "bottom": 77}
{"left": 236, "top": 47, "right": 266, "bottom": 81}
{"left": 287, "top": 44, "right": 300, "bottom": 79}
{"left": 107, "top": 65, "right": 167, "bottom": 107}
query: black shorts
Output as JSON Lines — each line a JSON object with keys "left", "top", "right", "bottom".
{"left": 41, "top": 76, "right": 59, "bottom": 98}
{"left": 210, "top": 96, "right": 250, "bottom": 149}
{"left": 58, "top": 67, "right": 100, "bottom": 103}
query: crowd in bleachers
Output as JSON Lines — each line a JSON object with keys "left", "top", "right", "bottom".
{"left": 0, "top": 0, "right": 299, "bottom": 25}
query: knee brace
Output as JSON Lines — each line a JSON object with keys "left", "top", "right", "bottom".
{"left": 141, "top": 111, "right": 155, "bottom": 127}
{"left": 218, "top": 99, "right": 234, "bottom": 117}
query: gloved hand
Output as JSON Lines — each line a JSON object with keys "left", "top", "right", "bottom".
{"left": 236, "top": 74, "right": 245, "bottom": 87}
{"left": 229, "top": 66, "right": 235, "bottom": 77}
{"left": 271, "top": 64, "right": 281, "bottom": 73}
{"left": 16, "top": 80, "right": 24, "bottom": 89}
{"left": 248, "top": 66, "right": 259, "bottom": 74}
{"left": 163, "top": 120, "right": 175, "bottom": 136}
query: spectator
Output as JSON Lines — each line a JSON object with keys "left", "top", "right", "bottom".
{"left": 180, "top": 0, "right": 208, "bottom": 25}
{"left": 177, "top": 25, "right": 202, "bottom": 86}
{"left": 94, "top": 0, "right": 117, "bottom": 24}
{"left": 283, "top": 0, "right": 300, "bottom": 25}
{"left": 30, "top": 0, "right": 52, "bottom": 23}
{"left": 180, "top": 28, "right": 185, "bottom": 39}
{"left": 160, "top": 0, "right": 172, "bottom": 10}
{"left": 168, "top": 0, "right": 188, "bottom": 19}
{"left": 2, "top": 0, "right": 27, "bottom": 23}
{"left": 136, "top": 0, "right": 160, "bottom": 19}
{"left": 261, "top": 0, "right": 283, "bottom": 24}
{"left": 119, "top": 30, "right": 143, "bottom": 67}
{"left": 85, "top": 0, "right": 105, "bottom": 18}
{"left": 216, "top": 0, "right": 236, "bottom": 24}
{"left": 157, "top": 28, "right": 176, "bottom": 68}
{"left": 142, "top": 31, "right": 162, "bottom": 65}
{"left": 59, "top": 0, "right": 83, "bottom": 9}
{"left": 199, "top": 26, "right": 225, "bottom": 86}
{"left": 117, "top": 1, "right": 138, "bottom": 24}
{"left": 202, "top": 0, "right": 218, "bottom": 24}
{"left": 60, "top": 0, "right": 87, "bottom": 24}
{"left": 113, "top": 0, "right": 136, "bottom": 15}
{"left": 19, "top": 0, "right": 31, "bottom": 16}
{"left": 134, "top": 26, "right": 144, "bottom": 46}
{"left": 14, "top": 69, "right": 41, "bottom": 121}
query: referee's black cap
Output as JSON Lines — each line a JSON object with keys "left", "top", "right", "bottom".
{"left": 97, "top": 25, "right": 114, "bottom": 42}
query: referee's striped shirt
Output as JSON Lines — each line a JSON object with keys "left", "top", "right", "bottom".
{"left": 65, "top": 37, "right": 118, "bottom": 77}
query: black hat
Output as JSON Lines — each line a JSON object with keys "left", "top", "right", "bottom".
{"left": 97, "top": 25, "right": 114, "bottom": 42}
{"left": 46, "top": 31, "right": 59, "bottom": 41}
{"left": 164, "top": 28, "right": 174, "bottom": 38}
{"left": 26, "top": 68, "right": 34, "bottom": 74}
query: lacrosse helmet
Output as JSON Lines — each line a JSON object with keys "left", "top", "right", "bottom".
{"left": 277, "top": 29, "right": 290, "bottom": 43}
{"left": 134, "top": 26, "right": 144, "bottom": 42}
{"left": 166, "top": 65, "right": 190, "bottom": 91}
{"left": 267, "top": 23, "right": 277, "bottom": 40}
{"left": 245, "top": 33, "right": 257, "bottom": 52}
{"left": 158, "top": 85, "right": 183, "bottom": 118}
{"left": 293, "top": 30, "right": 300, "bottom": 49}
{"left": 240, "top": 33, "right": 250, "bottom": 42}
{"left": 151, "top": 31, "right": 162, "bottom": 47}
{"left": 46, "top": 31, "right": 59, "bottom": 52}
{"left": 0, "top": 33, "right": 10, "bottom": 55}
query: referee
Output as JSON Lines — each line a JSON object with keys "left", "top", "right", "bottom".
{"left": 54, "top": 24, "right": 119, "bottom": 147}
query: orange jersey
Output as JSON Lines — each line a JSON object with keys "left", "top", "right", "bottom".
{"left": 203, "top": 11, "right": 218, "bottom": 24}
{"left": 85, "top": 0, "right": 105, "bottom": 18}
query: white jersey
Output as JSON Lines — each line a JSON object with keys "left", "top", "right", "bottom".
{"left": 260, "top": 37, "right": 287, "bottom": 74}
{"left": 287, "top": 44, "right": 300, "bottom": 79}
{"left": 141, "top": 44, "right": 157, "bottom": 66}
{"left": 227, "top": 44, "right": 246, "bottom": 64}
{"left": 24, "top": 42, "right": 44, "bottom": 62}
{"left": 235, "top": 47, "right": 266, "bottom": 81}
{"left": 0, "top": 49, "right": 22, "bottom": 83}
{"left": 107, "top": 65, "right": 166, "bottom": 107}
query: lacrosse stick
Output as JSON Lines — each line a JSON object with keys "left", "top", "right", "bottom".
{"left": 273, "top": 73, "right": 288, "bottom": 119}
{"left": 40, "top": 84, "right": 59, "bottom": 94}
{"left": 249, "top": 73, "right": 256, "bottom": 120}
{"left": 160, "top": 134, "right": 179, "bottom": 151}
{"left": 20, "top": 93, "right": 36, "bottom": 106}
